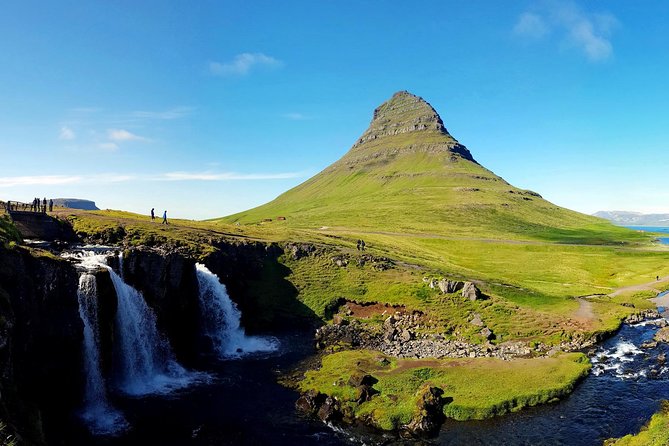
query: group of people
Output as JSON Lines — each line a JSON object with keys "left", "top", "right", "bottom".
{"left": 356, "top": 239, "right": 366, "bottom": 251}
{"left": 150, "top": 208, "right": 169, "bottom": 225}
{"left": 5, "top": 198, "right": 53, "bottom": 213}
{"left": 31, "top": 197, "right": 53, "bottom": 213}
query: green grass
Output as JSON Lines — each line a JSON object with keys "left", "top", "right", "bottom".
{"left": 0, "top": 214, "right": 21, "bottom": 246}
{"left": 299, "top": 349, "right": 590, "bottom": 430}
{"left": 56, "top": 207, "right": 669, "bottom": 345}
{"left": 604, "top": 401, "right": 669, "bottom": 446}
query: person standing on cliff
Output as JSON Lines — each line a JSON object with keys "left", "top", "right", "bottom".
{"left": 42, "top": 197, "right": 47, "bottom": 213}
{"left": 48, "top": 199, "right": 53, "bottom": 212}
{"left": 151, "top": 208, "right": 155, "bottom": 222}
{"left": 162, "top": 210, "right": 168, "bottom": 225}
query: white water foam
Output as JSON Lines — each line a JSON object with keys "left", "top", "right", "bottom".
{"left": 195, "top": 263, "right": 278, "bottom": 358}
{"left": 68, "top": 251, "right": 208, "bottom": 396}
{"left": 591, "top": 340, "right": 644, "bottom": 378}
{"left": 77, "top": 273, "right": 128, "bottom": 435}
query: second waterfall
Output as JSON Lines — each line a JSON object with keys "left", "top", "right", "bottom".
{"left": 195, "top": 263, "right": 278, "bottom": 358}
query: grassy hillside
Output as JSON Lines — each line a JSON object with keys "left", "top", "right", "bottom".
{"left": 220, "top": 92, "right": 640, "bottom": 245}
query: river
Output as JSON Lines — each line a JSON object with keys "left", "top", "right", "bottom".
{"left": 49, "top": 314, "right": 669, "bottom": 446}
{"left": 51, "top": 246, "right": 669, "bottom": 445}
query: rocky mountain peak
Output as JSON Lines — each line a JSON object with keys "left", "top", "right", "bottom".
{"left": 353, "top": 91, "right": 451, "bottom": 147}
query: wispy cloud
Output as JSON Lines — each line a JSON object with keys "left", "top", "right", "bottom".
{"left": 107, "top": 129, "right": 150, "bottom": 142}
{"left": 281, "top": 112, "right": 310, "bottom": 121}
{"left": 159, "top": 171, "right": 305, "bottom": 181}
{"left": 513, "top": 2, "right": 618, "bottom": 61}
{"left": 513, "top": 13, "right": 549, "bottom": 39}
{"left": 0, "top": 170, "right": 307, "bottom": 188}
{"left": 209, "top": 53, "right": 283, "bottom": 76}
{"left": 98, "top": 142, "right": 119, "bottom": 151}
{"left": 129, "top": 107, "right": 195, "bottom": 120}
{"left": 58, "top": 126, "right": 76, "bottom": 140}
{"left": 0, "top": 175, "right": 82, "bottom": 187}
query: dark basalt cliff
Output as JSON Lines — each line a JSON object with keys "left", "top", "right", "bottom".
{"left": 0, "top": 246, "right": 83, "bottom": 445}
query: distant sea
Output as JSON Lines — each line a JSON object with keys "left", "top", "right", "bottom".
{"left": 625, "top": 225, "right": 669, "bottom": 245}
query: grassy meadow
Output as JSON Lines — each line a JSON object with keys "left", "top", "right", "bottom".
{"left": 299, "top": 349, "right": 591, "bottom": 428}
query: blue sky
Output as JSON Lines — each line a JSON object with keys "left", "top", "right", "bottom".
{"left": 1, "top": 1, "right": 668, "bottom": 219}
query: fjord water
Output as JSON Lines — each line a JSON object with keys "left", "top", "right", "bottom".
{"left": 195, "top": 263, "right": 278, "bottom": 358}
{"left": 625, "top": 225, "right": 669, "bottom": 244}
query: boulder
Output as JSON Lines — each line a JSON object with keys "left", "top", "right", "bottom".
{"left": 437, "top": 279, "right": 464, "bottom": 294}
{"left": 470, "top": 313, "right": 484, "bottom": 327}
{"left": 405, "top": 386, "right": 448, "bottom": 436}
{"left": 295, "top": 390, "right": 325, "bottom": 415}
{"left": 348, "top": 373, "right": 377, "bottom": 387}
{"left": 462, "top": 282, "right": 482, "bottom": 301}
{"left": 398, "top": 329, "right": 413, "bottom": 343}
{"left": 655, "top": 327, "right": 669, "bottom": 343}
{"left": 317, "top": 396, "right": 341, "bottom": 423}
{"left": 480, "top": 327, "right": 495, "bottom": 340}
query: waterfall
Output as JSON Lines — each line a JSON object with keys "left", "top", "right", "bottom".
{"left": 70, "top": 251, "right": 205, "bottom": 397}
{"left": 109, "top": 252, "right": 204, "bottom": 395}
{"left": 195, "top": 263, "right": 278, "bottom": 358}
{"left": 76, "top": 272, "right": 127, "bottom": 435}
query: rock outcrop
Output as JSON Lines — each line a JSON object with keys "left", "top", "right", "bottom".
{"left": 0, "top": 245, "right": 83, "bottom": 445}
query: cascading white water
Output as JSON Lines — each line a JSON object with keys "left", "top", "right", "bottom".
{"left": 76, "top": 271, "right": 127, "bottom": 434}
{"left": 195, "top": 263, "right": 278, "bottom": 358}
{"left": 110, "top": 252, "right": 205, "bottom": 395}
{"left": 70, "top": 251, "right": 205, "bottom": 397}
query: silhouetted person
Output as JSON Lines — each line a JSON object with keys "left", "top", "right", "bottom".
{"left": 162, "top": 210, "right": 168, "bottom": 225}
{"left": 48, "top": 199, "right": 53, "bottom": 212}
{"left": 151, "top": 208, "right": 155, "bottom": 221}
{"left": 361, "top": 240, "right": 366, "bottom": 251}
{"left": 42, "top": 197, "right": 47, "bottom": 213}
{"left": 356, "top": 240, "right": 361, "bottom": 251}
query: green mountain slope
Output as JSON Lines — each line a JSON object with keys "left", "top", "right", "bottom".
{"left": 221, "top": 91, "right": 636, "bottom": 243}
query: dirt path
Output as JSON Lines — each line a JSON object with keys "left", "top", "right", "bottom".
{"left": 574, "top": 298, "right": 596, "bottom": 322}
{"left": 609, "top": 275, "right": 669, "bottom": 297}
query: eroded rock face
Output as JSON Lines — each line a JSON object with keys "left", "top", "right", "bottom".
{"left": 0, "top": 246, "right": 83, "bottom": 444}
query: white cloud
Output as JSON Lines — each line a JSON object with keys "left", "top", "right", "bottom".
{"left": 0, "top": 170, "right": 307, "bottom": 188}
{"left": 281, "top": 112, "right": 310, "bottom": 121}
{"left": 0, "top": 175, "right": 82, "bottom": 187}
{"left": 59, "top": 126, "right": 76, "bottom": 140}
{"left": 107, "top": 129, "right": 150, "bottom": 142}
{"left": 98, "top": 142, "right": 120, "bottom": 151}
{"left": 159, "top": 171, "right": 306, "bottom": 181}
{"left": 513, "top": 13, "right": 549, "bottom": 39}
{"left": 130, "top": 107, "right": 195, "bottom": 120}
{"left": 514, "top": 2, "right": 618, "bottom": 61}
{"left": 209, "top": 53, "right": 282, "bottom": 76}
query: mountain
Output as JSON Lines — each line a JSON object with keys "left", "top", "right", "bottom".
{"left": 594, "top": 211, "right": 669, "bottom": 227}
{"left": 52, "top": 198, "right": 99, "bottom": 211}
{"left": 222, "top": 91, "right": 626, "bottom": 241}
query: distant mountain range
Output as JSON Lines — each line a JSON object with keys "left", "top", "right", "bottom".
{"left": 594, "top": 211, "right": 669, "bottom": 227}
{"left": 52, "top": 198, "right": 99, "bottom": 211}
